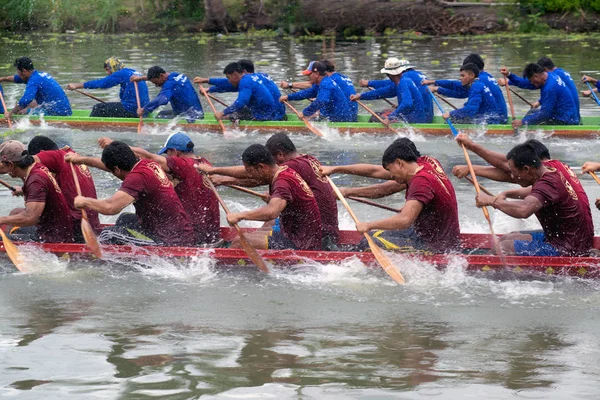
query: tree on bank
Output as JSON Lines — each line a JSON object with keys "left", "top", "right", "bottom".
{"left": 202, "top": 0, "right": 234, "bottom": 33}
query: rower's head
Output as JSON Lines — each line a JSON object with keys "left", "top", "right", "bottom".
{"left": 265, "top": 133, "right": 297, "bottom": 164}
{"left": 506, "top": 143, "right": 543, "bottom": 187}
{"left": 224, "top": 62, "right": 245, "bottom": 87}
{"left": 241, "top": 144, "right": 277, "bottom": 183}
{"left": 537, "top": 57, "right": 555, "bottom": 72}
{"left": 238, "top": 59, "right": 255, "bottom": 73}
{"left": 381, "top": 138, "right": 420, "bottom": 183}
{"left": 462, "top": 54, "right": 484, "bottom": 71}
{"left": 380, "top": 58, "right": 412, "bottom": 84}
{"left": 303, "top": 61, "right": 327, "bottom": 84}
{"left": 157, "top": 132, "right": 194, "bottom": 157}
{"left": 147, "top": 66, "right": 168, "bottom": 87}
{"left": 101, "top": 141, "right": 139, "bottom": 179}
{"left": 523, "top": 63, "right": 547, "bottom": 88}
{"left": 14, "top": 57, "right": 34, "bottom": 82}
{"left": 104, "top": 57, "right": 125, "bottom": 75}
{"left": 27, "top": 136, "right": 59, "bottom": 156}
{"left": 322, "top": 60, "right": 336, "bottom": 76}
{"left": 524, "top": 139, "right": 551, "bottom": 160}
{"left": 0, "top": 140, "right": 34, "bottom": 178}
{"left": 459, "top": 63, "right": 479, "bottom": 86}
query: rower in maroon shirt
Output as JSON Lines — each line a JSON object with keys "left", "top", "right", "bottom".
{"left": 476, "top": 143, "right": 593, "bottom": 256}
{"left": 25, "top": 136, "right": 101, "bottom": 242}
{"left": 97, "top": 133, "right": 221, "bottom": 245}
{"left": 218, "top": 144, "right": 323, "bottom": 251}
{"left": 321, "top": 138, "right": 460, "bottom": 253}
{"left": 0, "top": 140, "right": 74, "bottom": 243}
{"left": 66, "top": 141, "right": 195, "bottom": 247}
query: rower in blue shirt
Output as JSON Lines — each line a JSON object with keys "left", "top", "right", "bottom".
{"left": 425, "top": 63, "right": 503, "bottom": 124}
{"left": 351, "top": 58, "right": 427, "bottom": 123}
{"left": 501, "top": 57, "right": 580, "bottom": 121}
{"left": 66, "top": 56, "right": 150, "bottom": 118}
{"left": 0, "top": 57, "right": 71, "bottom": 118}
{"left": 508, "top": 63, "right": 579, "bottom": 129}
{"left": 321, "top": 60, "right": 358, "bottom": 118}
{"left": 280, "top": 61, "right": 356, "bottom": 122}
{"left": 131, "top": 66, "right": 203, "bottom": 122}
{"left": 358, "top": 60, "right": 434, "bottom": 123}
{"left": 194, "top": 59, "right": 285, "bottom": 120}
{"left": 0, "top": 84, "right": 4, "bottom": 114}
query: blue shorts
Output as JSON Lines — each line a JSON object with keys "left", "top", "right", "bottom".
{"left": 513, "top": 231, "right": 560, "bottom": 257}
{"left": 267, "top": 230, "right": 296, "bottom": 250}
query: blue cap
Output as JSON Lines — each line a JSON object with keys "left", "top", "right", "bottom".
{"left": 157, "top": 132, "right": 194, "bottom": 155}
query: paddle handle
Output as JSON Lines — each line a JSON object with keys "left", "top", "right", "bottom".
{"left": 208, "top": 93, "right": 230, "bottom": 107}
{"left": 133, "top": 81, "right": 143, "bottom": 134}
{"left": 282, "top": 100, "right": 324, "bottom": 137}
{"left": 73, "top": 88, "right": 106, "bottom": 104}
{"left": 348, "top": 196, "right": 401, "bottom": 213}
{"left": 509, "top": 87, "right": 534, "bottom": 108}
{"left": 435, "top": 93, "right": 457, "bottom": 110}
{"left": 355, "top": 99, "right": 398, "bottom": 134}
{"left": 589, "top": 171, "right": 600, "bottom": 185}
{"left": 69, "top": 163, "right": 88, "bottom": 220}
{"left": 368, "top": 87, "right": 397, "bottom": 108}
{"left": 429, "top": 87, "right": 460, "bottom": 136}
{"left": 464, "top": 175, "right": 494, "bottom": 197}
{"left": 0, "top": 178, "right": 16, "bottom": 192}
{"left": 327, "top": 177, "right": 361, "bottom": 224}
{"left": 504, "top": 78, "right": 516, "bottom": 119}
{"left": 227, "top": 185, "right": 269, "bottom": 201}
{"left": 0, "top": 91, "right": 12, "bottom": 129}
{"left": 198, "top": 84, "right": 226, "bottom": 134}
{"left": 585, "top": 82, "right": 600, "bottom": 107}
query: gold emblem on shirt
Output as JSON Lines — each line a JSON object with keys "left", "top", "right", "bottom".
{"left": 275, "top": 166, "right": 314, "bottom": 197}
{"left": 558, "top": 170, "right": 578, "bottom": 201}
{"left": 40, "top": 165, "right": 62, "bottom": 193}
{"left": 148, "top": 161, "right": 172, "bottom": 187}
{"left": 77, "top": 163, "right": 92, "bottom": 179}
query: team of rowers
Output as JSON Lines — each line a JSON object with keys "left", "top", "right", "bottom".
{"left": 0, "top": 128, "right": 599, "bottom": 258}
{"left": 0, "top": 53, "right": 597, "bottom": 127}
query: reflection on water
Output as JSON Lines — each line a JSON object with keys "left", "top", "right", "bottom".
{"left": 1, "top": 34, "right": 600, "bottom": 398}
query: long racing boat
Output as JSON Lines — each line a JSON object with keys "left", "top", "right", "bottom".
{"left": 2, "top": 227, "right": 600, "bottom": 278}
{"left": 2, "top": 111, "right": 600, "bottom": 137}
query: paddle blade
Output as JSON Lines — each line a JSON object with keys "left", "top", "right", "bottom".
{"left": 236, "top": 226, "right": 270, "bottom": 273}
{"left": 81, "top": 217, "right": 102, "bottom": 259}
{"left": 0, "top": 229, "right": 27, "bottom": 272}
{"left": 364, "top": 233, "right": 405, "bottom": 284}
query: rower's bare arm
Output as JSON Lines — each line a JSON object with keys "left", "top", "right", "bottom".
{"left": 197, "top": 164, "right": 250, "bottom": 179}
{"left": 358, "top": 200, "right": 422, "bottom": 232}
{"left": 582, "top": 161, "right": 600, "bottom": 173}
{"left": 64, "top": 153, "right": 110, "bottom": 172}
{"left": 75, "top": 191, "right": 134, "bottom": 215}
{"left": 341, "top": 181, "right": 405, "bottom": 199}
{"left": 130, "top": 146, "right": 169, "bottom": 171}
{"left": 0, "top": 202, "right": 44, "bottom": 227}
{"left": 228, "top": 198, "right": 286, "bottom": 224}
{"left": 0, "top": 75, "right": 15, "bottom": 83}
{"left": 455, "top": 134, "right": 510, "bottom": 172}
{"left": 453, "top": 164, "right": 512, "bottom": 182}
{"left": 477, "top": 192, "right": 541, "bottom": 219}
{"left": 502, "top": 186, "right": 532, "bottom": 199}
{"left": 320, "top": 163, "right": 392, "bottom": 180}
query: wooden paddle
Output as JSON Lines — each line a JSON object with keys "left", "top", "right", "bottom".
{"left": 504, "top": 79, "right": 516, "bottom": 120}
{"left": 368, "top": 87, "right": 397, "bottom": 108}
{"left": 327, "top": 176, "right": 405, "bottom": 284}
{"left": 198, "top": 84, "right": 226, "bottom": 134}
{"left": 435, "top": 93, "right": 457, "bottom": 110}
{"left": 73, "top": 88, "right": 106, "bottom": 104}
{"left": 428, "top": 87, "right": 506, "bottom": 261}
{"left": 227, "top": 184, "right": 269, "bottom": 201}
{"left": 509, "top": 87, "right": 534, "bottom": 108}
{"left": 589, "top": 171, "right": 600, "bottom": 185}
{"left": 584, "top": 82, "right": 600, "bottom": 107}
{"left": 355, "top": 99, "right": 399, "bottom": 134}
{"left": 70, "top": 163, "right": 102, "bottom": 259}
{"left": 208, "top": 93, "right": 230, "bottom": 107}
{"left": 465, "top": 175, "right": 494, "bottom": 196}
{"left": 0, "top": 228, "right": 26, "bottom": 272}
{"left": 348, "top": 196, "right": 400, "bottom": 213}
{"left": 133, "top": 81, "right": 143, "bottom": 134}
{"left": 204, "top": 176, "right": 269, "bottom": 273}
{"left": 0, "top": 91, "right": 12, "bottom": 129}
{"left": 0, "top": 178, "right": 16, "bottom": 193}
{"left": 283, "top": 100, "right": 324, "bottom": 137}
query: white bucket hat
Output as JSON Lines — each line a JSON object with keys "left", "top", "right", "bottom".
{"left": 380, "top": 58, "right": 413, "bottom": 75}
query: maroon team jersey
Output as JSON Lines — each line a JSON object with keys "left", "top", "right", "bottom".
{"left": 529, "top": 168, "right": 593, "bottom": 255}
{"left": 543, "top": 159, "right": 592, "bottom": 216}
{"left": 405, "top": 167, "right": 460, "bottom": 252}
{"left": 270, "top": 166, "right": 323, "bottom": 250}
{"left": 119, "top": 159, "right": 195, "bottom": 246}
{"left": 23, "top": 163, "right": 74, "bottom": 243}
{"left": 166, "top": 156, "right": 220, "bottom": 243}
{"left": 36, "top": 148, "right": 101, "bottom": 233}
{"left": 282, "top": 154, "right": 339, "bottom": 242}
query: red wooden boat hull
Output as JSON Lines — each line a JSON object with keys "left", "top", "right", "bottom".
{"left": 1, "top": 228, "right": 599, "bottom": 278}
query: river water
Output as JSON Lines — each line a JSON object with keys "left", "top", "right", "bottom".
{"left": 1, "top": 33, "right": 600, "bottom": 399}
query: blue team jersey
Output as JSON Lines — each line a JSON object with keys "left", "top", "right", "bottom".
{"left": 0, "top": 84, "right": 4, "bottom": 114}
{"left": 144, "top": 72, "right": 203, "bottom": 120}
{"left": 222, "top": 73, "right": 284, "bottom": 121}
{"left": 436, "top": 79, "right": 503, "bottom": 124}
{"left": 287, "top": 76, "right": 355, "bottom": 122}
{"left": 508, "top": 68, "right": 580, "bottom": 118}
{"left": 522, "top": 74, "right": 579, "bottom": 125}
{"left": 403, "top": 69, "right": 434, "bottom": 123}
{"left": 14, "top": 70, "right": 71, "bottom": 116}
{"left": 83, "top": 68, "right": 150, "bottom": 114}
{"left": 361, "top": 76, "right": 426, "bottom": 123}
{"left": 329, "top": 72, "right": 358, "bottom": 117}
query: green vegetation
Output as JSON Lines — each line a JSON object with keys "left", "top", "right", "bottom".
{"left": 521, "top": 0, "right": 600, "bottom": 12}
